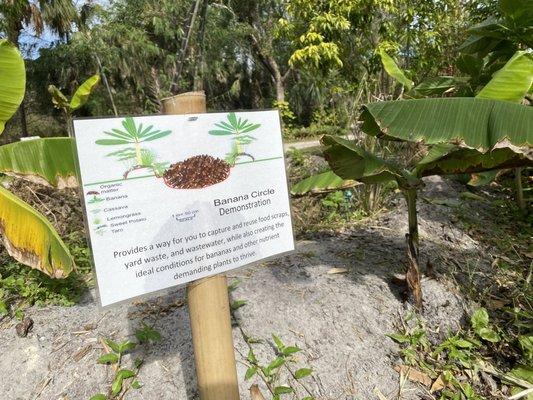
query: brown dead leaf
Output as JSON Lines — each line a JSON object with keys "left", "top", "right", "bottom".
{"left": 394, "top": 365, "right": 432, "bottom": 387}
{"left": 250, "top": 384, "right": 266, "bottom": 400}
{"left": 327, "top": 267, "right": 348, "bottom": 274}
{"left": 430, "top": 374, "right": 446, "bottom": 393}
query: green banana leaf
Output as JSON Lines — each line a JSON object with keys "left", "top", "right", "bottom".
{"left": 379, "top": 49, "right": 414, "bottom": 90}
{"left": 0, "top": 40, "right": 25, "bottom": 134}
{"left": 361, "top": 98, "right": 533, "bottom": 151}
{"left": 411, "top": 76, "right": 468, "bottom": 97}
{"left": 290, "top": 170, "right": 358, "bottom": 195}
{"left": 69, "top": 74, "right": 100, "bottom": 111}
{"left": 321, "top": 135, "right": 419, "bottom": 187}
{"left": 415, "top": 143, "right": 533, "bottom": 177}
{"left": 0, "top": 186, "right": 74, "bottom": 278}
{"left": 0, "top": 138, "right": 77, "bottom": 188}
{"left": 476, "top": 51, "right": 533, "bottom": 102}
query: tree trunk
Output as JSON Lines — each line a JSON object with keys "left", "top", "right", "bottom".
{"left": 11, "top": 29, "right": 29, "bottom": 137}
{"left": 193, "top": 0, "right": 208, "bottom": 92}
{"left": 274, "top": 69, "right": 285, "bottom": 103}
{"left": 94, "top": 54, "right": 118, "bottom": 116}
{"left": 18, "top": 99, "right": 29, "bottom": 137}
{"left": 170, "top": 0, "right": 202, "bottom": 94}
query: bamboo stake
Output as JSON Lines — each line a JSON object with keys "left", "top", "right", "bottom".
{"left": 161, "top": 91, "right": 240, "bottom": 400}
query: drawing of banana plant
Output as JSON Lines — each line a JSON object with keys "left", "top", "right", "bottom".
{"left": 95, "top": 117, "right": 171, "bottom": 178}
{"left": 208, "top": 113, "right": 261, "bottom": 165}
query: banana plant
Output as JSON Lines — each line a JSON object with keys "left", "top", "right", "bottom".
{"left": 0, "top": 39, "right": 76, "bottom": 278}
{"left": 95, "top": 117, "right": 171, "bottom": 178}
{"left": 375, "top": 45, "right": 533, "bottom": 214}
{"left": 319, "top": 98, "right": 533, "bottom": 309}
{"left": 208, "top": 112, "right": 261, "bottom": 165}
{"left": 48, "top": 74, "right": 100, "bottom": 135}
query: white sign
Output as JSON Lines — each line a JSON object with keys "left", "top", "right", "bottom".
{"left": 73, "top": 110, "right": 294, "bottom": 306}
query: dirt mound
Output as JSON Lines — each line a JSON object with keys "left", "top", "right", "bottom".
{"left": 163, "top": 154, "right": 231, "bottom": 189}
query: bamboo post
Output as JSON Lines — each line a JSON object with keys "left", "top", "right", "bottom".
{"left": 161, "top": 91, "right": 240, "bottom": 400}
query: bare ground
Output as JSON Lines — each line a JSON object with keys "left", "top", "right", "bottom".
{"left": 0, "top": 175, "right": 504, "bottom": 400}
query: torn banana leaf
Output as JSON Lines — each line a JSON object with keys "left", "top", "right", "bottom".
{"left": 361, "top": 98, "right": 533, "bottom": 151}
{"left": 0, "top": 186, "right": 74, "bottom": 278}
{"left": 291, "top": 170, "right": 358, "bottom": 195}
{"left": 415, "top": 143, "right": 533, "bottom": 177}
{"left": 0, "top": 138, "right": 77, "bottom": 188}
{"left": 321, "top": 135, "right": 420, "bottom": 188}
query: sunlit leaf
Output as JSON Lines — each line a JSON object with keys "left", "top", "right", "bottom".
{"left": 361, "top": 98, "right": 533, "bottom": 151}
{"left": 0, "top": 138, "right": 77, "bottom": 188}
{"left": 476, "top": 51, "right": 533, "bottom": 102}
{"left": 0, "top": 186, "right": 74, "bottom": 278}
{"left": 379, "top": 48, "right": 414, "bottom": 90}
{"left": 0, "top": 40, "right": 25, "bottom": 134}
{"left": 69, "top": 74, "right": 100, "bottom": 111}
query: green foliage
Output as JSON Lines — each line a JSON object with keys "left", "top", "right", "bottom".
{"left": 244, "top": 333, "right": 315, "bottom": 399}
{"left": 92, "top": 324, "right": 161, "bottom": 398}
{"left": 0, "top": 138, "right": 76, "bottom": 187}
{"left": 0, "top": 231, "right": 92, "bottom": 314}
{"left": 135, "top": 322, "right": 162, "bottom": 344}
{"left": 0, "top": 40, "right": 25, "bottom": 134}
{"left": 378, "top": 48, "right": 414, "bottom": 91}
{"left": 48, "top": 74, "right": 100, "bottom": 119}
{"left": 291, "top": 171, "right": 356, "bottom": 195}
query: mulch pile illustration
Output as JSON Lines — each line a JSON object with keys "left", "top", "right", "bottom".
{"left": 163, "top": 154, "right": 231, "bottom": 189}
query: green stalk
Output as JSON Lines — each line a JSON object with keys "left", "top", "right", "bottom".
{"left": 515, "top": 167, "right": 526, "bottom": 214}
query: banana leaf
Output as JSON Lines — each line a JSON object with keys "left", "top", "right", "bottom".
{"left": 69, "top": 74, "right": 100, "bottom": 111}
{"left": 0, "top": 40, "right": 25, "bottom": 134}
{"left": 476, "top": 51, "right": 533, "bottom": 102}
{"left": 468, "top": 170, "right": 499, "bottom": 187}
{"left": 0, "top": 186, "right": 74, "bottom": 278}
{"left": 415, "top": 143, "right": 533, "bottom": 177}
{"left": 0, "top": 138, "right": 77, "bottom": 188}
{"left": 379, "top": 49, "right": 414, "bottom": 90}
{"left": 361, "top": 98, "right": 533, "bottom": 151}
{"left": 411, "top": 76, "right": 468, "bottom": 97}
{"left": 321, "top": 135, "right": 419, "bottom": 188}
{"left": 48, "top": 85, "right": 69, "bottom": 109}
{"left": 290, "top": 170, "right": 358, "bottom": 195}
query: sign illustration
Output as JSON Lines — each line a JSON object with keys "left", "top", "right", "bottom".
{"left": 73, "top": 110, "right": 294, "bottom": 306}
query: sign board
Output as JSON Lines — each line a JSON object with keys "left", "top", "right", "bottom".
{"left": 73, "top": 110, "right": 294, "bottom": 306}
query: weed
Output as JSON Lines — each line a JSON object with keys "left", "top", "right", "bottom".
{"left": 388, "top": 308, "right": 533, "bottom": 399}
{"left": 228, "top": 280, "right": 316, "bottom": 400}
{"left": 91, "top": 323, "right": 162, "bottom": 399}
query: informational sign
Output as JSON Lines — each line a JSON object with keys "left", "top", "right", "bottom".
{"left": 73, "top": 110, "right": 294, "bottom": 306}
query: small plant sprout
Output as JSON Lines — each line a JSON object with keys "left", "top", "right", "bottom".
{"left": 95, "top": 117, "right": 171, "bottom": 179}
{"left": 208, "top": 112, "right": 261, "bottom": 165}
{"left": 86, "top": 190, "right": 100, "bottom": 201}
